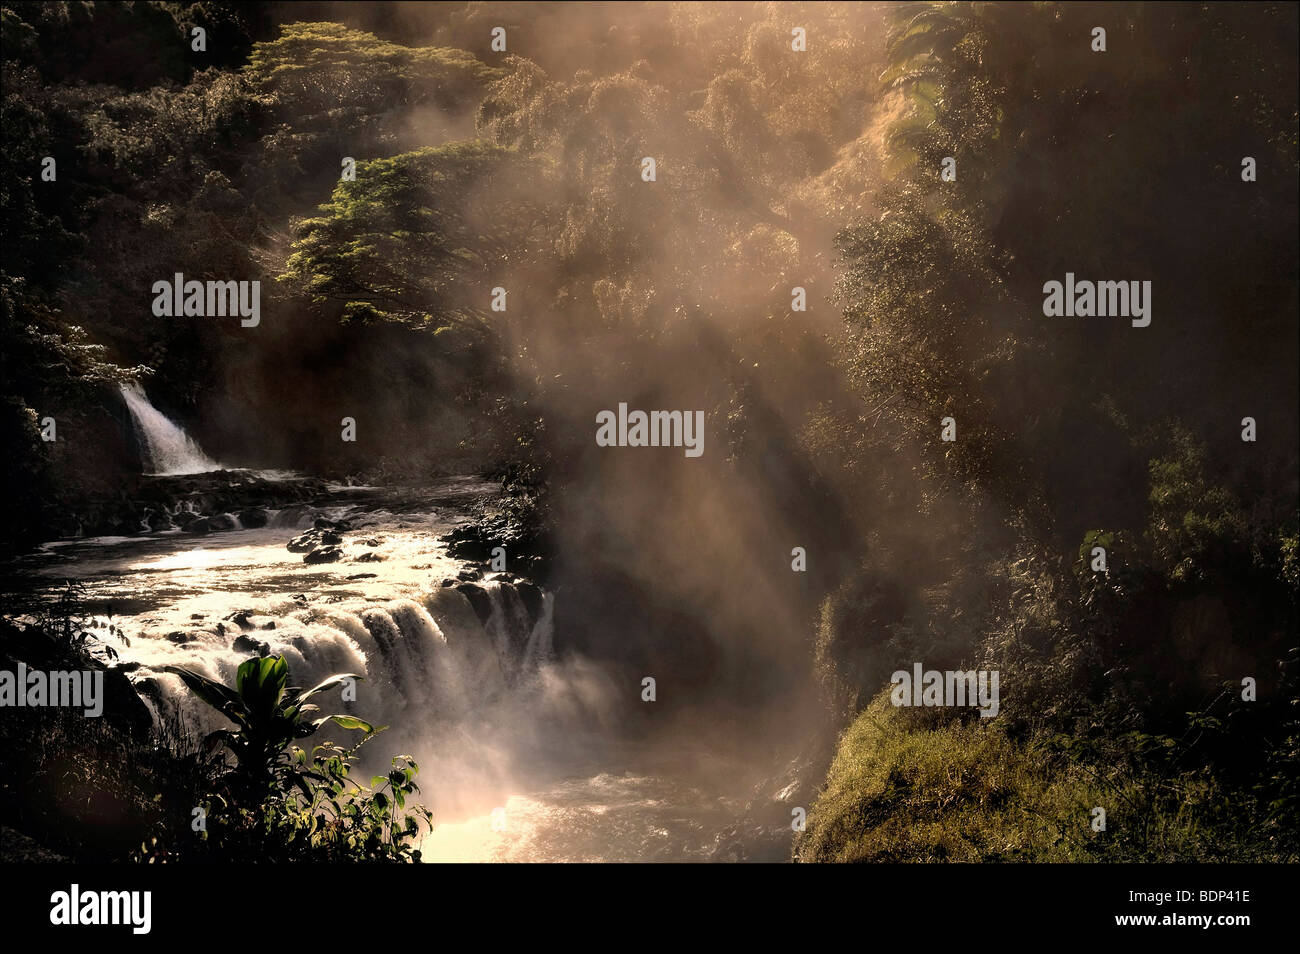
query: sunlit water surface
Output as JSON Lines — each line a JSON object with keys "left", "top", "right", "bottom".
{"left": 1, "top": 475, "right": 783, "bottom": 862}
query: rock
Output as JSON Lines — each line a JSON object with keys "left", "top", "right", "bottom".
{"left": 189, "top": 614, "right": 204, "bottom": 620}
{"left": 455, "top": 583, "right": 493, "bottom": 625}
{"left": 346, "top": 573, "right": 378, "bottom": 580}
{"left": 239, "top": 508, "right": 269, "bottom": 528}
{"left": 457, "top": 567, "right": 482, "bottom": 581}
{"left": 232, "top": 634, "right": 269, "bottom": 656}
{"left": 364, "top": 538, "right": 380, "bottom": 546}
{"left": 288, "top": 527, "right": 341, "bottom": 552}
{"left": 313, "top": 517, "right": 336, "bottom": 530}
{"left": 287, "top": 530, "right": 318, "bottom": 553}
{"left": 172, "top": 511, "right": 199, "bottom": 529}
{"left": 146, "top": 512, "right": 173, "bottom": 531}
{"left": 304, "top": 546, "right": 342, "bottom": 564}
{"left": 207, "top": 513, "right": 239, "bottom": 532}
{"left": 185, "top": 517, "right": 211, "bottom": 535}
{"left": 224, "top": 610, "right": 253, "bottom": 629}
{"left": 487, "top": 572, "right": 518, "bottom": 583}
{"left": 441, "top": 578, "right": 457, "bottom": 588}
{"left": 164, "top": 631, "right": 192, "bottom": 644}
{"left": 515, "top": 581, "right": 544, "bottom": 622}
{"left": 354, "top": 551, "right": 383, "bottom": 563}
{"left": 261, "top": 621, "right": 276, "bottom": 630}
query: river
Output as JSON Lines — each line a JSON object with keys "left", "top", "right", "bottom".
{"left": 0, "top": 469, "right": 795, "bottom": 862}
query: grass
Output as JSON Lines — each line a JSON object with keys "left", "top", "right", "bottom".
{"left": 794, "top": 692, "right": 1287, "bottom": 863}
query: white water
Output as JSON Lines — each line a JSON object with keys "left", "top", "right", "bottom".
{"left": 2, "top": 477, "right": 790, "bottom": 861}
{"left": 120, "top": 382, "right": 220, "bottom": 475}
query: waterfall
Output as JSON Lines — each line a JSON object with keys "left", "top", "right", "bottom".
{"left": 120, "top": 382, "right": 220, "bottom": 475}
{"left": 135, "top": 581, "right": 552, "bottom": 743}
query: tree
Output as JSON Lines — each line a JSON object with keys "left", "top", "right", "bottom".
{"left": 281, "top": 141, "right": 547, "bottom": 336}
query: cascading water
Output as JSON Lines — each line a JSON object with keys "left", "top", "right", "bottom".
{"left": 2, "top": 476, "right": 754, "bottom": 861}
{"left": 120, "top": 382, "right": 220, "bottom": 475}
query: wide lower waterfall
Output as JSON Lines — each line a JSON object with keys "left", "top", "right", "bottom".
{"left": 134, "top": 580, "right": 554, "bottom": 738}
{"left": 120, "top": 382, "right": 220, "bottom": 475}
{"left": 1, "top": 474, "right": 777, "bottom": 860}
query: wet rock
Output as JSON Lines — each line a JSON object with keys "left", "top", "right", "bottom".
{"left": 457, "top": 568, "right": 482, "bottom": 581}
{"left": 288, "top": 527, "right": 342, "bottom": 552}
{"left": 164, "top": 631, "right": 192, "bottom": 644}
{"left": 224, "top": 610, "right": 253, "bottom": 629}
{"left": 287, "top": 530, "right": 317, "bottom": 552}
{"left": 207, "top": 513, "right": 239, "bottom": 532}
{"left": 441, "top": 578, "right": 457, "bottom": 588}
{"left": 313, "top": 517, "right": 336, "bottom": 530}
{"left": 103, "top": 667, "right": 154, "bottom": 736}
{"left": 455, "top": 583, "right": 493, "bottom": 625}
{"left": 110, "top": 517, "right": 140, "bottom": 536}
{"left": 232, "top": 634, "right": 269, "bottom": 657}
{"left": 346, "top": 573, "right": 378, "bottom": 580}
{"left": 184, "top": 517, "right": 211, "bottom": 535}
{"left": 172, "top": 511, "right": 199, "bottom": 529}
{"left": 304, "top": 545, "right": 342, "bottom": 564}
{"left": 146, "top": 512, "right": 173, "bottom": 531}
{"left": 239, "top": 508, "right": 269, "bottom": 528}
{"left": 261, "top": 621, "right": 276, "bottom": 630}
{"left": 515, "top": 581, "right": 543, "bottom": 622}
{"left": 189, "top": 614, "right": 204, "bottom": 620}
{"left": 487, "top": 572, "right": 517, "bottom": 583}
{"left": 354, "top": 551, "right": 383, "bottom": 563}
{"left": 364, "top": 538, "right": 380, "bottom": 546}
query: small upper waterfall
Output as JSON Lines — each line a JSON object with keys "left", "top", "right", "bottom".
{"left": 120, "top": 381, "right": 220, "bottom": 475}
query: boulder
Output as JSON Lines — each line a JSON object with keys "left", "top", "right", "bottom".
{"left": 239, "top": 508, "right": 269, "bottom": 528}
{"left": 287, "top": 530, "right": 317, "bottom": 553}
{"left": 232, "top": 634, "right": 269, "bottom": 656}
{"left": 455, "top": 583, "right": 493, "bottom": 625}
{"left": 515, "top": 581, "right": 544, "bottom": 623}
{"left": 146, "top": 511, "right": 173, "bottom": 531}
{"left": 207, "top": 513, "right": 239, "bottom": 532}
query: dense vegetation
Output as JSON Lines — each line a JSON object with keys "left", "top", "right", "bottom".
{"left": 1, "top": 1, "right": 1296, "bottom": 862}
{"left": 799, "top": 1, "right": 1298, "bottom": 862}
